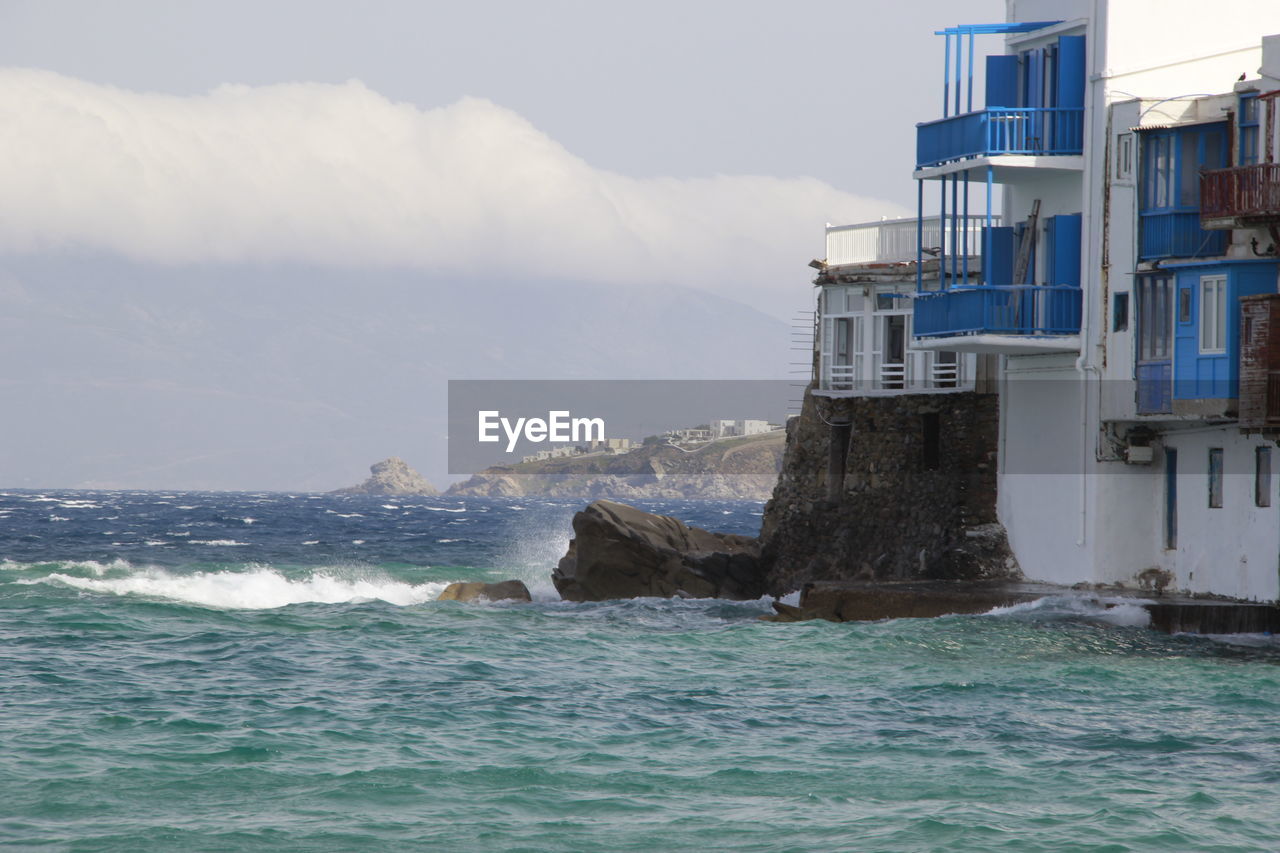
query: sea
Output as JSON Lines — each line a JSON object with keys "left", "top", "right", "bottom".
{"left": 2, "top": 490, "right": 1278, "bottom": 852}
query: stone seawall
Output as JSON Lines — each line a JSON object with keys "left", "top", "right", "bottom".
{"left": 759, "top": 386, "right": 1017, "bottom": 596}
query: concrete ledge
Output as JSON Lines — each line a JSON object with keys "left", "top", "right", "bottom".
{"left": 762, "top": 579, "right": 1280, "bottom": 634}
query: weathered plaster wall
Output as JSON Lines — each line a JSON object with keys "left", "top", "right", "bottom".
{"left": 760, "top": 387, "right": 1016, "bottom": 596}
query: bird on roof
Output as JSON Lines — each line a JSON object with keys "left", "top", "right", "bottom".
{"left": 1238, "top": 72, "right": 1247, "bottom": 81}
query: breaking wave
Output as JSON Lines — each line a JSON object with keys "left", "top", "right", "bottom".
{"left": 21, "top": 566, "right": 450, "bottom": 610}
{"left": 985, "top": 594, "right": 1154, "bottom": 628}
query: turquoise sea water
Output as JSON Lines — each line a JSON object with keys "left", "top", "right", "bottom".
{"left": 2, "top": 491, "right": 1278, "bottom": 852}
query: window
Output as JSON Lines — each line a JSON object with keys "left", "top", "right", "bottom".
{"left": 1115, "top": 132, "right": 1134, "bottom": 181}
{"left": 1137, "top": 276, "right": 1173, "bottom": 362}
{"left": 1257, "top": 447, "right": 1272, "bottom": 507}
{"left": 922, "top": 413, "right": 941, "bottom": 471}
{"left": 1239, "top": 92, "right": 1260, "bottom": 166}
{"left": 1179, "top": 287, "right": 1192, "bottom": 324}
{"left": 1113, "top": 292, "right": 1129, "bottom": 332}
{"left": 1165, "top": 448, "right": 1178, "bottom": 549}
{"left": 1208, "top": 448, "right": 1224, "bottom": 508}
{"left": 1199, "top": 275, "right": 1227, "bottom": 353}
{"left": 875, "top": 293, "right": 896, "bottom": 312}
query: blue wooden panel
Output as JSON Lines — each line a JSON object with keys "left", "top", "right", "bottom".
{"left": 1138, "top": 362, "right": 1172, "bottom": 414}
{"left": 1055, "top": 36, "right": 1086, "bottom": 109}
{"left": 983, "top": 226, "right": 1015, "bottom": 286}
{"left": 1171, "top": 262, "right": 1280, "bottom": 401}
{"left": 1046, "top": 214, "right": 1082, "bottom": 287}
{"left": 985, "top": 55, "right": 1019, "bottom": 108}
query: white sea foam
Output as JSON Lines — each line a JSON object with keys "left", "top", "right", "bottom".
{"left": 191, "top": 539, "right": 249, "bottom": 546}
{"left": 381, "top": 504, "right": 399, "bottom": 510}
{"left": 985, "top": 595, "right": 1153, "bottom": 628}
{"left": 423, "top": 506, "right": 467, "bottom": 513}
{"left": 48, "top": 515, "right": 70, "bottom": 522}
{"left": 24, "top": 566, "right": 450, "bottom": 609}
{"left": 1, "top": 558, "right": 133, "bottom": 576}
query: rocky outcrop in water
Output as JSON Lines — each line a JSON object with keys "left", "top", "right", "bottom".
{"left": 333, "top": 457, "right": 438, "bottom": 496}
{"left": 437, "top": 580, "right": 532, "bottom": 603}
{"left": 553, "top": 500, "right": 764, "bottom": 601}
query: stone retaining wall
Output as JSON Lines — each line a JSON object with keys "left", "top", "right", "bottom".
{"left": 759, "top": 386, "right": 1017, "bottom": 596}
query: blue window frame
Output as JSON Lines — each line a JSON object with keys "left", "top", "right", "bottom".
{"left": 1139, "top": 123, "right": 1229, "bottom": 259}
{"left": 1239, "top": 93, "right": 1260, "bottom": 166}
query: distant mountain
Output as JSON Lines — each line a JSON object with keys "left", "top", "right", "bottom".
{"left": 0, "top": 256, "right": 793, "bottom": 490}
{"left": 447, "top": 430, "right": 785, "bottom": 500}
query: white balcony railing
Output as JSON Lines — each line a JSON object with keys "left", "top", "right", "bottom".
{"left": 819, "top": 350, "right": 972, "bottom": 394}
{"left": 825, "top": 215, "right": 986, "bottom": 267}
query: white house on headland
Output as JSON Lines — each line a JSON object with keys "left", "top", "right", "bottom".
{"left": 890, "top": 0, "right": 1280, "bottom": 601}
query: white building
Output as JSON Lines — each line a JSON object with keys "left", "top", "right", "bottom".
{"left": 815, "top": 217, "right": 984, "bottom": 395}
{"left": 904, "top": 1, "right": 1280, "bottom": 601}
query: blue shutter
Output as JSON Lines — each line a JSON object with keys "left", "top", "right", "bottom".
{"left": 1046, "top": 214, "right": 1082, "bottom": 287}
{"left": 983, "top": 226, "right": 1016, "bottom": 287}
{"left": 1055, "top": 36, "right": 1086, "bottom": 109}
{"left": 986, "top": 55, "right": 1019, "bottom": 108}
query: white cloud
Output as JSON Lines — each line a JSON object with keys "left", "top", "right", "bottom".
{"left": 0, "top": 68, "right": 906, "bottom": 316}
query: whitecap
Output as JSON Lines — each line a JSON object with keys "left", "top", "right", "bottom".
{"left": 985, "top": 595, "right": 1153, "bottom": 628}
{"left": 22, "top": 566, "right": 448, "bottom": 610}
{"left": 191, "top": 539, "right": 249, "bottom": 546}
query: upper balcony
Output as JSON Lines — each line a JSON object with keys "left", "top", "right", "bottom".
{"left": 825, "top": 215, "right": 986, "bottom": 269}
{"left": 1201, "top": 163, "right": 1280, "bottom": 230}
{"left": 1137, "top": 122, "right": 1230, "bottom": 260}
{"left": 915, "top": 22, "right": 1085, "bottom": 180}
{"left": 917, "top": 107, "right": 1084, "bottom": 170}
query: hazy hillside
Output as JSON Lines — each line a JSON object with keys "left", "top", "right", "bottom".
{"left": 447, "top": 430, "right": 785, "bottom": 500}
{"left": 0, "top": 257, "right": 793, "bottom": 490}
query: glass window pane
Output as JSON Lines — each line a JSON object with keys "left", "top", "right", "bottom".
{"left": 1180, "top": 132, "right": 1198, "bottom": 206}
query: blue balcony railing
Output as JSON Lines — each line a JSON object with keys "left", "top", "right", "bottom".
{"left": 916, "top": 107, "right": 1085, "bottom": 168}
{"left": 1136, "top": 362, "right": 1172, "bottom": 415}
{"left": 1139, "top": 211, "right": 1228, "bottom": 260}
{"left": 913, "top": 285, "right": 1082, "bottom": 338}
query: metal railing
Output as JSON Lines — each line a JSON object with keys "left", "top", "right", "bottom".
{"left": 916, "top": 107, "right": 1085, "bottom": 168}
{"left": 825, "top": 216, "right": 986, "bottom": 266}
{"left": 913, "top": 285, "right": 1082, "bottom": 337}
{"left": 1201, "top": 164, "right": 1280, "bottom": 223}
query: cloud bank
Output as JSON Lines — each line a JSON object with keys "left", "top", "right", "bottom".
{"left": 0, "top": 69, "right": 905, "bottom": 315}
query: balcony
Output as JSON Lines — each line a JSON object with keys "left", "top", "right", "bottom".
{"left": 825, "top": 216, "right": 986, "bottom": 267}
{"left": 916, "top": 107, "right": 1084, "bottom": 169}
{"left": 818, "top": 351, "right": 973, "bottom": 396}
{"left": 1139, "top": 211, "right": 1227, "bottom": 260}
{"left": 1201, "top": 164, "right": 1280, "bottom": 229}
{"left": 912, "top": 285, "right": 1082, "bottom": 353}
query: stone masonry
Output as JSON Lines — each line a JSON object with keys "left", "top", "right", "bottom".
{"left": 759, "top": 385, "right": 1017, "bottom": 596}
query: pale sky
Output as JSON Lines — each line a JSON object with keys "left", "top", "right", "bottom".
{"left": 0, "top": 0, "right": 1004, "bottom": 489}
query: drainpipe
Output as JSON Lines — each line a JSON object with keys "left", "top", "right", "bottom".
{"left": 1074, "top": 0, "right": 1105, "bottom": 550}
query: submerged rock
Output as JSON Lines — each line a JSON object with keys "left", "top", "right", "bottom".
{"left": 437, "top": 580, "right": 532, "bottom": 603}
{"left": 333, "top": 457, "right": 438, "bottom": 496}
{"left": 552, "top": 499, "right": 764, "bottom": 602}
